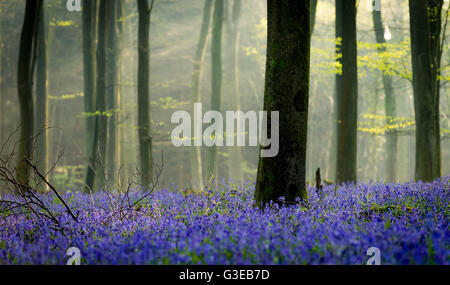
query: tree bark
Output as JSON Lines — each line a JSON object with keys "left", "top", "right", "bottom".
{"left": 36, "top": 2, "right": 48, "bottom": 183}
{"left": 17, "top": 0, "right": 43, "bottom": 188}
{"left": 206, "top": 0, "right": 224, "bottom": 183}
{"left": 335, "top": 0, "right": 358, "bottom": 184}
{"left": 255, "top": 0, "right": 310, "bottom": 205}
{"left": 372, "top": 4, "right": 397, "bottom": 182}
{"left": 409, "top": 0, "right": 443, "bottom": 181}
{"left": 137, "top": 0, "right": 153, "bottom": 187}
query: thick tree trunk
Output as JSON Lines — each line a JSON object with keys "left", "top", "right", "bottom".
{"left": 190, "top": 0, "right": 213, "bottom": 190}
{"left": 86, "top": 0, "right": 110, "bottom": 192}
{"left": 372, "top": 5, "right": 397, "bottom": 182}
{"left": 82, "top": 0, "right": 97, "bottom": 168}
{"left": 335, "top": 0, "right": 358, "bottom": 184}
{"left": 228, "top": 0, "right": 243, "bottom": 184}
{"left": 82, "top": 0, "right": 98, "bottom": 191}
{"left": 409, "top": 0, "right": 443, "bottom": 181}
{"left": 36, "top": 2, "right": 48, "bottom": 183}
{"left": 137, "top": 0, "right": 153, "bottom": 187}
{"left": 17, "top": 0, "right": 43, "bottom": 188}
{"left": 206, "top": 0, "right": 224, "bottom": 183}
{"left": 107, "top": 0, "right": 118, "bottom": 187}
{"left": 255, "top": 0, "right": 310, "bottom": 205}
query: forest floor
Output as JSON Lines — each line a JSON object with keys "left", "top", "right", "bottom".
{"left": 0, "top": 177, "right": 449, "bottom": 265}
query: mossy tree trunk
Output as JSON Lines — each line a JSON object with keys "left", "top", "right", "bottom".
{"left": 335, "top": 0, "right": 358, "bottom": 184}
{"left": 372, "top": 4, "right": 397, "bottom": 182}
{"left": 206, "top": 0, "right": 224, "bottom": 183}
{"left": 254, "top": 0, "right": 310, "bottom": 206}
{"left": 85, "top": 0, "right": 110, "bottom": 192}
{"left": 137, "top": 0, "right": 154, "bottom": 187}
{"left": 35, "top": 2, "right": 48, "bottom": 184}
{"left": 190, "top": 0, "right": 213, "bottom": 190}
{"left": 16, "top": 0, "right": 43, "bottom": 188}
{"left": 409, "top": 0, "right": 443, "bottom": 181}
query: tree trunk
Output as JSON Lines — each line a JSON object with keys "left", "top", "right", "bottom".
{"left": 107, "top": 0, "right": 118, "bottom": 188}
{"left": 372, "top": 5, "right": 397, "bottom": 182}
{"left": 17, "top": 0, "right": 43, "bottom": 188}
{"left": 190, "top": 0, "right": 213, "bottom": 190}
{"left": 116, "top": 0, "right": 125, "bottom": 189}
{"left": 254, "top": 0, "right": 310, "bottom": 205}
{"left": 335, "top": 0, "right": 358, "bottom": 184}
{"left": 0, "top": 16, "right": 3, "bottom": 147}
{"left": 82, "top": 0, "right": 97, "bottom": 180}
{"left": 228, "top": 0, "right": 243, "bottom": 184}
{"left": 409, "top": 0, "right": 443, "bottom": 181}
{"left": 137, "top": 0, "right": 153, "bottom": 187}
{"left": 35, "top": 2, "right": 48, "bottom": 184}
{"left": 85, "top": 0, "right": 110, "bottom": 192}
{"left": 206, "top": 0, "right": 224, "bottom": 183}
{"left": 122, "top": 2, "right": 137, "bottom": 189}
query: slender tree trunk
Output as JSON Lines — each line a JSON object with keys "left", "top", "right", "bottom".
{"left": 332, "top": 0, "right": 344, "bottom": 184}
{"left": 83, "top": 0, "right": 97, "bottom": 191}
{"left": 335, "top": 0, "right": 358, "bottom": 184}
{"left": 36, "top": 2, "right": 48, "bottom": 183}
{"left": 45, "top": 4, "right": 56, "bottom": 184}
{"left": 116, "top": 0, "right": 125, "bottom": 189}
{"left": 137, "top": 0, "right": 153, "bottom": 187}
{"left": 372, "top": 4, "right": 397, "bottom": 182}
{"left": 17, "top": 0, "right": 43, "bottom": 188}
{"left": 409, "top": 0, "right": 443, "bottom": 181}
{"left": 206, "top": 0, "right": 224, "bottom": 183}
{"left": 86, "top": 0, "right": 110, "bottom": 192}
{"left": 255, "top": 0, "right": 310, "bottom": 205}
{"left": 107, "top": 0, "right": 118, "bottom": 188}
{"left": 190, "top": 0, "right": 213, "bottom": 190}
{"left": 0, "top": 17, "right": 3, "bottom": 147}
{"left": 228, "top": 0, "right": 243, "bottom": 184}
{"left": 123, "top": 2, "right": 137, "bottom": 188}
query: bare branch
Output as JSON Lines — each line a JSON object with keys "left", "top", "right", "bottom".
{"left": 24, "top": 157, "right": 78, "bottom": 222}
